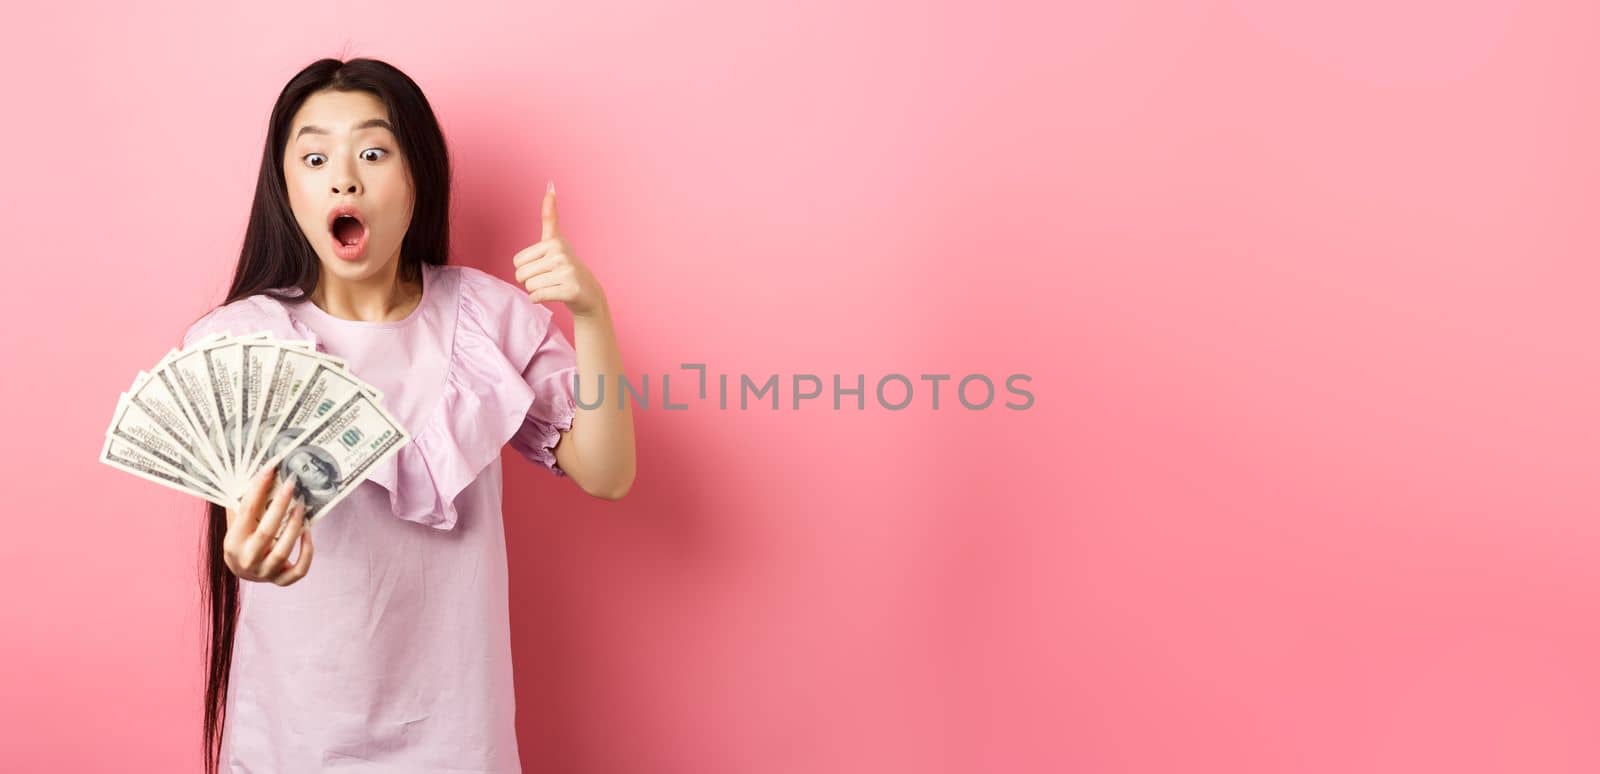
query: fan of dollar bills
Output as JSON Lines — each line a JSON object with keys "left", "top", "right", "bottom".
{"left": 99, "top": 331, "right": 411, "bottom": 526}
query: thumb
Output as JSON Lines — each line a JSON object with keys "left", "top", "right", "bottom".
{"left": 541, "top": 180, "right": 559, "bottom": 241}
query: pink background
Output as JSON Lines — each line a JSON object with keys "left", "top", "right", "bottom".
{"left": 2, "top": 1, "right": 1597, "bottom": 771}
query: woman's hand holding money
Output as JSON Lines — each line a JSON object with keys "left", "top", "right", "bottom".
{"left": 224, "top": 467, "right": 314, "bottom": 585}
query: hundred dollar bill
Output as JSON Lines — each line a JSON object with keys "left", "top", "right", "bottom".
{"left": 255, "top": 390, "right": 409, "bottom": 526}
{"left": 208, "top": 341, "right": 247, "bottom": 481}
{"left": 103, "top": 331, "right": 402, "bottom": 512}
{"left": 287, "top": 347, "right": 382, "bottom": 399}
{"left": 244, "top": 358, "right": 374, "bottom": 482}
{"left": 200, "top": 329, "right": 333, "bottom": 476}
{"left": 240, "top": 348, "right": 380, "bottom": 479}
{"left": 122, "top": 368, "right": 228, "bottom": 491}
{"left": 104, "top": 389, "right": 229, "bottom": 497}
{"left": 237, "top": 335, "right": 288, "bottom": 485}
{"left": 161, "top": 342, "right": 242, "bottom": 489}
{"left": 99, "top": 432, "right": 233, "bottom": 507}
{"left": 215, "top": 329, "right": 379, "bottom": 397}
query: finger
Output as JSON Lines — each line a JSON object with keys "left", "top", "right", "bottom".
{"left": 523, "top": 271, "right": 567, "bottom": 293}
{"left": 257, "top": 476, "right": 296, "bottom": 538}
{"left": 273, "top": 527, "right": 315, "bottom": 586}
{"left": 263, "top": 497, "right": 307, "bottom": 574}
{"left": 245, "top": 476, "right": 297, "bottom": 568}
{"left": 235, "top": 466, "right": 277, "bottom": 530}
{"left": 512, "top": 239, "right": 559, "bottom": 268}
{"left": 515, "top": 253, "right": 561, "bottom": 284}
{"left": 541, "top": 180, "right": 559, "bottom": 242}
{"left": 527, "top": 283, "right": 570, "bottom": 304}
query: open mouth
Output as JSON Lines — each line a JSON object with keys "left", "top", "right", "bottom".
{"left": 326, "top": 207, "right": 370, "bottom": 260}
{"left": 331, "top": 214, "right": 366, "bottom": 246}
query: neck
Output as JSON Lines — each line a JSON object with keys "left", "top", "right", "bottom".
{"left": 309, "top": 260, "right": 423, "bottom": 323}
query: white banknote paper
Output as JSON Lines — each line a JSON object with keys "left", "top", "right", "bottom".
{"left": 99, "top": 331, "right": 409, "bottom": 524}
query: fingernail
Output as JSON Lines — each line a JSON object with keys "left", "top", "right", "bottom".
{"left": 547, "top": 180, "right": 555, "bottom": 195}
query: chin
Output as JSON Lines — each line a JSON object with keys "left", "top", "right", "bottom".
{"left": 318, "top": 252, "right": 399, "bottom": 283}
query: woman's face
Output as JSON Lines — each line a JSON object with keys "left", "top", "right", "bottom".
{"left": 283, "top": 89, "right": 414, "bottom": 286}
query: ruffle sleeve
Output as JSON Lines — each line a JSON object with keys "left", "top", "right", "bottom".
{"left": 364, "top": 266, "right": 578, "bottom": 531}
{"left": 506, "top": 314, "right": 580, "bottom": 477}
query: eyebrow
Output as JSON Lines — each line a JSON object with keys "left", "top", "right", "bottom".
{"left": 294, "top": 118, "right": 394, "bottom": 140}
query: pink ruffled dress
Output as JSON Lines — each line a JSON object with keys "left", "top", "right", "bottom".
{"left": 181, "top": 263, "right": 578, "bottom": 773}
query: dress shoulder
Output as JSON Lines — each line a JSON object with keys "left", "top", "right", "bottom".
{"left": 450, "top": 264, "right": 561, "bottom": 370}
{"left": 180, "top": 293, "right": 318, "bottom": 350}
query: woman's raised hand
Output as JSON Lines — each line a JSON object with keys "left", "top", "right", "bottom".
{"left": 223, "top": 467, "right": 314, "bottom": 586}
{"left": 512, "top": 181, "right": 608, "bottom": 318}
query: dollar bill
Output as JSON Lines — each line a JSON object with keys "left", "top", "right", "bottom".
{"left": 122, "top": 366, "right": 229, "bottom": 489}
{"left": 162, "top": 342, "right": 242, "bottom": 490}
{"left": 99, "top": 431, "right": 233, "bottom": 507}
{"left": 104, "top": 389, "right": 230, "bottom": 497}
{"left": 255, "top": 390, "right": 409, "bottom": 526}
{"left": 103, "top": 331, "right": 407, "bottom": 523}
{"left": 245, "top": 351, "right": 368, "bottom": 477}
{"left": 238, "top": 335, "right": 285, "bottom": 489}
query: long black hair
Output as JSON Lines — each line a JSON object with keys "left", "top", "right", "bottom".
{"left": 199, "top": 57, "right": 453, "bottom": 773}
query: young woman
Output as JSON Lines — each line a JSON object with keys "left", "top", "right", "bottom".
{"left": 183, "top": 57, "right": 636, "bottom": 772}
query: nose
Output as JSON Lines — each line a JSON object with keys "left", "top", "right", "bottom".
{"left": 331, "top": 157, "right": 361, "bottom": 195}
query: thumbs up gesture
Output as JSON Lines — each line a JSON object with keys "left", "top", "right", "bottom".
{"left": 513, "top": 181, "right": 608, "bottom": 318}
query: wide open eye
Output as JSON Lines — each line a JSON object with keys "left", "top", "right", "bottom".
{"left": 360, "top": 148, "right": 388, "bottom": 162}
{"left": 303, "top": 153, "right": 327, "bottom": 167}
